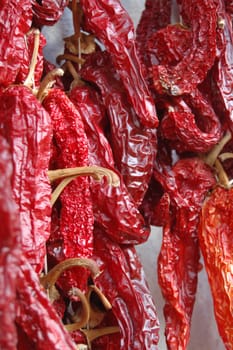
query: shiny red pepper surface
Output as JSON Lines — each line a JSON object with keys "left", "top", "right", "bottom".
{"left": 199, "top": 186, "right": 233, "bottom": 349}
{"left": 0, "top": 86, "right": 52, "bottom": 274}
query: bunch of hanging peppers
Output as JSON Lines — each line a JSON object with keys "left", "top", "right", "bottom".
{"left": 1, "top": 0, "right": 233, "bottom": 349}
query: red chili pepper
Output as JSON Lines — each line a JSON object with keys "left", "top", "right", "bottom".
{"left": 69, "top": 84, "right": 150, "bottom": 244}
{"left": 0, "top": 135, "right": 21, "bottom": 350}
{"left": 198, "top": 185, "right": 233, "bottom": 349}
{"left": 31, "top": 0, "right": 68, "bottom": 27}
{"left": 93, "top": 226, "right": 160, "bottom": 349}
{"left": 0, "top": 0, "right": 32, "bottom": 87}
{"left": 0, "top": 85, "right": 52, "bottom": 273}
{"left": 80, "top": 50, "right": 157, "bottom": 206}
{"left": 151, "top": 0, "right": 217, "bottom": 95}
{"left": 80, "top": 0, "right": 158, "bottom": 128}
{"left": 160, "top": 89, "right": 222, "bottom": 153}
{"left": 15, "top": 256, "right": 77, "bottom": 350}
{"left": 43, "top": 88, "right": 93, "bottom": 293}
{"left": 155, "top": 157, "right": 216, "bottom": 349}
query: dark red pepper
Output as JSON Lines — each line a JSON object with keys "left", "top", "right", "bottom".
{"left": 155, "top": 157, "right": 216, "bottom": 349}
{"left": 0, "top": 85, "right": 52, "bottom": 274}
{"left": 80, "top": 51, "right": 157, "bottom": 206}
{"left": 80, "top": 0, "right": 158, "bottom": 128}
{"left": 69, "top": 84, "right": 150, "bottom": 244}
{"left": 31, "top": 0, "right": 68, "bottom": 27}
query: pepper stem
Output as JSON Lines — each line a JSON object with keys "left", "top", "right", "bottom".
{"left": 48, "top": 165, "right": 120, "bottom": 205}
{"left": 214, "top": 158, "right": 231, "bottom": 188}
{"left": 24, "top": 29, "right": 40, "bottom": 89}
{"left": 37, "top": 68, "right": 64, "bottom": 102}
{"left": 40, "top": 257, "right": 100, "bottom": 291}
{"left": 57, "top": 53, "right": 85, "bottom": 66}
{"left": 65, "top": 287, "right": 90, "bottom": 331}
{"left": 86, "top": 285, "right": 112, "bottom": 328}
{"left": 204, "top": 130, "right": 232, "bottom": 166}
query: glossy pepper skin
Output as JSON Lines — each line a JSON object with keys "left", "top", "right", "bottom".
{"left": 69, "top": 85, "right": 150, "bottom": 245}
{"left": 0, "top": 0, "right": 32, "bottom": 87}
{"left": 198, "top": 186, "right": 233, "bottom": 349}
{"left": 80, "top": 0, "right": 158, "bottom": 128}
{"left": 80, "top": 51, "right": 157, "bottom": 206}
{"left": 0, "top": 136, "right": 21, "bottom": 350}
{"left": 0, "top": 86, "right": 52, "bottom": 274}
{"left": 93, "top": 226, "right": 160, "bottom": 350}
{"left": 152, "top": 0, "right": 217, "bottom": 95}
{"left": 43, "top": 88, "right": 93, "bottom": 293}
{"left": 155, "top": 157, "right": 216, "bottom": 349}
{"left": 31, "top": 0, "right": 68, "bottom": 27}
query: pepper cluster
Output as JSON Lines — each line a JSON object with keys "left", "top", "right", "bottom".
{"left": 1, "top": 0, "right": 233, "bottom": 349}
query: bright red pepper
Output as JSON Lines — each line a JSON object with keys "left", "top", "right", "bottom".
{"left": 31, "top": 0, "right": 68, "bottom": 27}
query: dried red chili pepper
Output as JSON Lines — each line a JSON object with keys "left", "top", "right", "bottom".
{"left": 42, "top": 87, "right": 93, "bottom": 292}
{"left": 155, "top": 157, "right": 216, "bottom": 349}
{"left": 31, "top": 0, "right": 68, "bottom": 27}
{"left": 198, "top": 185, "right": 233, "bottom": 349}
{"left": 80, "top": 51, "right": 157, "bottom": 206}
{"left": 151, "top": 0, "right": 217, "bottom": 95}
{"left": 0, "top": 0, "right": 32, "bottom": 87}
{"left": 93, "top": 226, "right": 160, "bottom": 349}
{"left": 160, "top": 89, "right": 222, "bottom": 153}
{"left": 136, "top": 0, "right": 172, "bottom": 68}
{"left": 0, "top": 85, "right": 52, "bottom": 274}
{"left": 0, "top": 136, "right": 21, "bottom": 350}
{"left": 80, "top": 0, "right": 158, "bottom": 128}
{"left": 69, "top": 84, "right": 150, "bottom": 244}
{"left": 15, "top": 256, "right": 77, "bottom": 350}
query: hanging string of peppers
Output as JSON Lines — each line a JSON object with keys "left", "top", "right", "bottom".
{"left": 1, "top": 0, "right": 233, "bottom": 349}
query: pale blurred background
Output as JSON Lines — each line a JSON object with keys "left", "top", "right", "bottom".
{"left": 42, "top": 2, "right": 225, "bottom": 349}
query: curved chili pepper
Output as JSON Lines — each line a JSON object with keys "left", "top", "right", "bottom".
{"left": 69, "top": 84, "right": 150, "bottom": 244}
{"left": 31, "top": 0, "right": 68, "bottom": 27}
{"left": 93, "top": 226, "right": 160, "bottom": 350}
{"left": 0, "top": 0, "right": 32, "bottom": 87}
{"left": 80, "top": 51, "right": 157, "bottom": 206}
{"left": 80, "top": 0, "right": 158, "bottom": 128}
{"left": 0, "top": 85, "right": 52, "bottom": 274}
{"left": 0, "top": 136, "right": 21, "bottom": 350}
{"left": 160, "top": 89, "right": 222, "bottom": 153}
{"left": 199, "top": 186, "right": 233, "bottom": 349}
{"left": 151, "top": 0, "right": 217, "bottom": 95}
{"left": 155, "top": 157, "right": 216, "bottom": 349}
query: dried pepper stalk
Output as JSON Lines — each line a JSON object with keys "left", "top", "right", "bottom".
{"left": 155, "top": 157, "right": 216, "bottom": 349}
{"left": 80, "top": 51, "right": 157, "bottom": 206}
{"left": 80, "top": 0, "right": 158, "bottom": 128}
{"left": 0, "top": 136, "right": 21, "bottom": 350}
{"left": 0, "top": 85, "right": 52, "bottom": 273}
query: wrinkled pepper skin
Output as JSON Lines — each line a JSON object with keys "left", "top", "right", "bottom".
{"left": 93, "top": 226, "right": 160, "bottom": 350}
{"left": 81, "top": 51, "right": 157, "bottom": 206}
{"left": 31, "top": 0, "right": 68, "bottom": 27}
{"left": 0, "top": 136, "right": 21, "bottom": 350}
{"left": 80, "top": 0, "right": 158, "bottom": 128}
{"left": 69, "top": 85, "right": 150, "bottom": 245}
{"left": 198, "top": 186, "right": 233, "bottom": 349}
{"left": 152, "top": 0, "right": 217, "bottom": 95}
{"left": 155, "top": 158, "right": 216, "bottom": 349}
{"left": 0, "top": 86, "right": 52, "bottom": 274}
{"left": 0, "top": 0, "right": 32, "bottom": 87}
{"left": 15, "top": 256, "right": 77, "bottom": 350}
